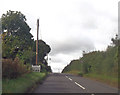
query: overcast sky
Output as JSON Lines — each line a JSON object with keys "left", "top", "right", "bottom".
{"left": 0, "top": 0, "right": 118, "bottom": 72}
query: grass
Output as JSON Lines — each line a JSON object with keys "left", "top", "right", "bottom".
{"left": 84, "top": 73, "right": 118, "bottom": 88}
{"left": 64, "top": 70, "right": 80, "bottom": 75}
{"left": 2, "top": 72, "right": 46, "bottom": 93}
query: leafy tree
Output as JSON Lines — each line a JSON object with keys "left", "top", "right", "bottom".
{"left": 2, "top": 10, "right": 29, "bottom": 35}
{"left": 2, "top": 10, "right": 34, "bottom": 60}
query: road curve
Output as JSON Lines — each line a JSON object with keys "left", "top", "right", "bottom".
{"left": 34, "top": 73, "right": 118, "bottom": 94}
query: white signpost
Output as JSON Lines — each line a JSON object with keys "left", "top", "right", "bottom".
{"left": 32, "top": 65, "right": 41, "bottom": 72}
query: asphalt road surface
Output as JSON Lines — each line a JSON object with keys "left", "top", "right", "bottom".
{"left": 34, "top": 73, "right": 118, "bottom": 93}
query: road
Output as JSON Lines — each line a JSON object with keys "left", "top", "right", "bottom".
{"left": 34, "top": 73, "right": 118, "bottom": 94}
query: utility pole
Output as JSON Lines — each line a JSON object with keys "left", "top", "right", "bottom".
{"left": 32, "top": 19, "right": 40, "bottom": 72}
{"left": 36, "top": 19, "right": 39, "bottom": 65}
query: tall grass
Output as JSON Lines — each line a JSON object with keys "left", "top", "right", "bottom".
{"left": 84, "top": 73, "right": 118, "bottom": 87}
{"left": 2, "top": 72, "right": 46, "bottom": 93}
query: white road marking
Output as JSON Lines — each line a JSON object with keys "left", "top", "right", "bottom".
{"left": 65, "top": 75, "right": 85, "bottom": 90}
{"left": 68, "top": 78, "right": 72, "bottom": 81}
{"left": 75, "top": 82, "right": 85, "bottom": 90}
{"left": 65, "top": 76, "right": 68, "bottom": 78}
{"left": 65, "top": 76, "right": 72, "bottom": 81}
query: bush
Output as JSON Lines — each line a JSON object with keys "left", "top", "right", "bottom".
{"left": 2, "top": 57, "right": 28, "bottom": 79}
{"left": 78, "top": 72, "right": 83, "bottom": 77}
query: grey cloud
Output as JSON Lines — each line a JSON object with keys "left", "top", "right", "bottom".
{"left": 50, "top": 57, "right": 64, "bottom": 63}
{"left": 81, "top": 19, "right": 98, "bottom": 29}
{"left": 50, "top": 37, "right": 95, "bottom": 56}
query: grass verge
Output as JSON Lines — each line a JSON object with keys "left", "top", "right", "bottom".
{"left": 64, "top": 70, "right": 80, "bottom": 75}
{"left": 2, "top": 72, "right": 46, "bottom": 93}
{"left": 84, "top": 73, "right": 118, "bottom": 88}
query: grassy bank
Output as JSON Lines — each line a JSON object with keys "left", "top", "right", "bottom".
{"left": 2, "top": 72, "right": 46, "bottom": 93}
{"left": 84, "top": 73, "right": 118, "bottom": 88}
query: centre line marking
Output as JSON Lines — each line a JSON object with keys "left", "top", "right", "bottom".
{"left": 68, "top": 78, "right": 72, "bottom": 81}
{"left": 75, "top": 82, "right": 85, "bottom": 90}
{"left": 65, "top": 76, "right": 72, "bottom": 81}
{"left": 65, "top": 76, "right": 68, "bottom": 78}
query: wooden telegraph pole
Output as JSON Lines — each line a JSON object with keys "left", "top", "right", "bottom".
{"left": 36, "top": 19, "right": 39, "bottom": 65}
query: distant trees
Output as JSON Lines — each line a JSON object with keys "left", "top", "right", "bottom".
{"left": 32, "top": 40, "right": 51, "bottom": 64}
{"left": 111, "top": 34, "right": 119, "bottom": 46}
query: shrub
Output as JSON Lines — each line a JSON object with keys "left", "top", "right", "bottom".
{"left": 78, "top": 72, "right": 83, "bottom": 77}
{"left": 2, "top": 57, "right": 28, "bottom": 79}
